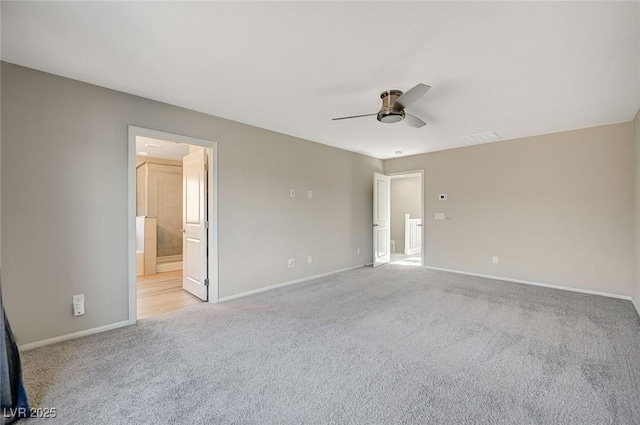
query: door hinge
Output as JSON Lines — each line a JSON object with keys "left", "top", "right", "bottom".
{"left": 204, "top": 278, "right": 209, "bottom": 287}
{"left": 205, "top": 221, "right": 209, "bottom": 229}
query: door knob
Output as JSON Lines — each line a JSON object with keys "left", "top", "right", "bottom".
{"left": 180, "top": 229, "right": 186, "bottom": 233}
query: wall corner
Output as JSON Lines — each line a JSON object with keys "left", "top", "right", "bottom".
{"left": 633, "top": 108, "right": 640, "bottom": 316}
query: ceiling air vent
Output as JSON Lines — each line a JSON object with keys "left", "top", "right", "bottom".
{"left": 457, "top": 131, "right": 501, "bottom": 145}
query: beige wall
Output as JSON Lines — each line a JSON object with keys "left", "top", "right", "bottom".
{"left": 0, "top": 13, "right": 2, "bottom": 268}
{"left": 390, "top": 177, "right": 421, "bottom": 254}
{"left": 1, "top": 63, "right": 383, "bottom": 345}
{"left": 385, "top": 123, "right": 635, "bottom": 296}
{"left": 634, "top": 109, "right": 640, "bottom": 314}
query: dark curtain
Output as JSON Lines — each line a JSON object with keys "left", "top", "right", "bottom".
{"left": 1, "top": 277, "right": 30, "bottom": 424}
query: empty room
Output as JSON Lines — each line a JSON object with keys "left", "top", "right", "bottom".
{"left": 1, "top": 1, "right": 639, "bottom": 424}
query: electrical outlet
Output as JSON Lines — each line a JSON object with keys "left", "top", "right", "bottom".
{"left": 308, "top": 256, "right": 312, "bottom": 264}
{"left": 73, "top": 294, "right": 85, "bottom": 316}
{"left": 357, "top": 248, "right": 361, "bottom": 255}
{"left": 492, "top": 256, "right": 499, "bottom": 264}
{"left": 435, "top": 213, "right": 445, "bottom": 220}
{"left": 288, "top": 258, "right": 295, "bottom": 268}
{"left": 308, "top": 190, "right": 313, "bottom": 198}
{"left": 290, "top": 189, "right": 296, "bottom": 197}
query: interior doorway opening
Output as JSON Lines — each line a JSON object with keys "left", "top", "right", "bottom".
{"left": 373, "top": 170, "right": 424, "bottom": 268}
{"left": 389, "top": 173, "right": 423, "bottom": 267}
{"left": 128, "top": 127, "right": 218, "bottom": 323}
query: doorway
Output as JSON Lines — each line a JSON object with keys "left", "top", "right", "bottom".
{"left": 373, "top": 171, "right": 424, "bottom": 268}
{"left": 128, "top": 127, "right": 218, "bottom": 323}
{"left": 389, "top": 173, "right": 423, "bottom": 266}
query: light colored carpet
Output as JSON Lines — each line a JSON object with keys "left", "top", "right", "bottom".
{"left": 20, "top": 266, "right": 640, "bottom": 424}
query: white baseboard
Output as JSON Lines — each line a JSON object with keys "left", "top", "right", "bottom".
{"left": 18, "top": 265, "right": 365, "bottom": 349}
{"left": 424, "top": 266, "right": 632, "bottom": 301}
{"left": 18, "top": 320, "right": 130, "bottom": 352}
{"left": 219, "top": 265, "right": 365, "bottom": 302}
{"left": 632, "top": 297, "right": 640, "bottom": 318}
{"left": 16, "top": 267, "right": 639, "bottom": 351}
{"left": 156, "top": 261, "right": 182, "bottom": 273}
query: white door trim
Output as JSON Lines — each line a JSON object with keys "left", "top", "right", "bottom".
{"left": 388, "top": 170, "right": 424, "bottom": 267}
{"left": 127, "top": 126, "right": 219, "bottom": 325}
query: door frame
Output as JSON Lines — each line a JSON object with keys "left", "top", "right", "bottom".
{"left": 127, "top": 126, "right": 219, "bottom": 324}
{"left": 387, "top": 170, "right": 425, "bottom": 267}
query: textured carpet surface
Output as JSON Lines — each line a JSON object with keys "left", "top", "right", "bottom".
{"left": 20, "top": 266, "right": 640, "bottom": 424}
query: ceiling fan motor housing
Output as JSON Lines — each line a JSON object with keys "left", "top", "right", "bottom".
{"left": 377, "top": 90, "right": 405, "bottom": 123}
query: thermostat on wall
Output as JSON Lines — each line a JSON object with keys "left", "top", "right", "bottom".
{"left": 439, "top": 194, "right": 448, "bottom": 200}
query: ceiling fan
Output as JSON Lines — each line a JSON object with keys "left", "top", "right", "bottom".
{"left": 332, "top": 83, "right": 431, "bottom": 128}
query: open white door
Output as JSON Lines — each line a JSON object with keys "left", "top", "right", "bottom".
{"left": 182, "top": 149, "right": 208, "bottom": 300}
{"left": 373, "top": 172, "right": 391, "bottom": 267}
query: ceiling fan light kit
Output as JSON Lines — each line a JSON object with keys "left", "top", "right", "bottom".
{"left": 333, "top": 83, "right": 430, "bottom": 128}
{"left": 377, "top": 90, "right": 406, "bottom": 123}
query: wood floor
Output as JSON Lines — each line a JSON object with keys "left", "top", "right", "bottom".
{"left": 137, "top": 270, "right": 202, "bottom": 319}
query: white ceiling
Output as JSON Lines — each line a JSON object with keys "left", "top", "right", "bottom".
{"left": 136, "top": 136, "right": 190, "bottom": 161}
{"left": 2, "top": 1, "right": 639, "bottom": 159}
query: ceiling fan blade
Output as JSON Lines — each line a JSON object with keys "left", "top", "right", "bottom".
{"left": 332, "top": 113, "right": 378, "bottom": 121}
{"left": 404, "top": 113, "right": 427, "bottom": 128}
{"left": 394, "top": 83, "right": 431, "bottom": 108}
